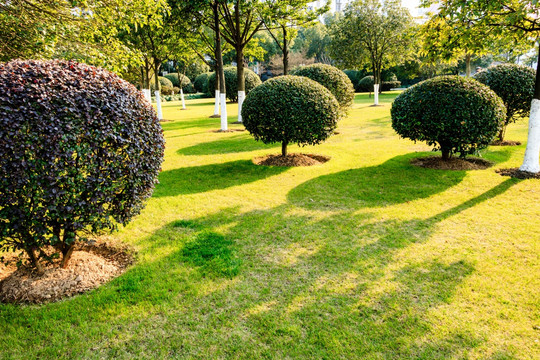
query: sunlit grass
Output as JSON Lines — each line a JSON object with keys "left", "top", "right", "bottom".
{"left": 1, "top": 92, "right": 539, "bottom": 359}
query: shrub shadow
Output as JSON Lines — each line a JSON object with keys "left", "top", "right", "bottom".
{"left": 287, "top": 153, "right": 467, "bottom": 210}
{"left": 177, "top": 134, "right": 277, "bottom": 156}
{"left": 153, "top": 160, "right": 287, "bottom": 198}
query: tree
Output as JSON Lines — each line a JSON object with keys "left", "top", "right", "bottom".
{"left": 260, "top": 0, "right": 329, "bottom": 75}
{"left": 426, "top": 0, "right": 540, "bottom": 173}
{"left": 328, "top": 0, "right": 414, "bottom": 104}
{"left": 218, "top": 0, "right": 267, "bottom": 123}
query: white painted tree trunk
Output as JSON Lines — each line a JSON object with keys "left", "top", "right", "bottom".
{"left": 237, "top": 90, "right": 245, "bottom": 123}
{"left": 519, "top": 99, "right": 540, "bottom": 173}
{"left": 214, "top": 90, "right": 220, "bottom": 116}
{"left": 220, "top": 93, "right": 228, "bottom": 131}
{"left": 180, "top": 88, "right": 186, "bottom": 110}
{"left": 142, "top": 89, "right": 151, "bottom": 103}
{"left": 374, "top": 84, "right": 379, "bottom": 106}
{"left": 155, "top": 90, "right": 163, "bottom": 120}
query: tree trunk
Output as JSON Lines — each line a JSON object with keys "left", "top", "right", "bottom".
{"left": 498, "top": 126, "right": 506, "bottom": 142}
{"left": 235, "top": 2, "right": 245, "bottom": 123}
{"left": 60, "top": 244, "right": 75, "bottom": 269}
{"left": 465, "top": 53, "right": 472, "bottom": 77}
{"left": 213, "top": 51, "right": 220, "bottom": 117}
{"left": 25, "top": 247, "right": 44, "bottom": 275}
{"left": 441, "top": 148, "right": 451, "bottom": 161}
{"left": 282, "top": 141, "right": 288, "bottom": 157}
{"left": 214, "top": 1, "right": 227, "bottom": 130}
{"left": 177, "top": 62, "right": 186, "bottom": 110}
{"left": 282, "top": 25, "right": 289, "bottom": 76}
{"left": 520, "top": 45, "right": 540, "bottom": 173}
{"left": 154, "top": 59, "right": 163, "bottom": 120}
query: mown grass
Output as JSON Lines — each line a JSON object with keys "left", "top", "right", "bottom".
{"left": 1, "top": 92, "right": 539, "bottom": 359}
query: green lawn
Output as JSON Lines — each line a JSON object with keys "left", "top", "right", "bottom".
{"left": 1, "top": 92, "right": 539, "bottom": 359}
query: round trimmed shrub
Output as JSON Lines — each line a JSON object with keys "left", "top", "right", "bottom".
{"left": 207, "top": 67, "right": 262, "bottom": 102}
{"left": 391, "top": 76, "right": 505, "bottom": 160}
{"left": 164, "top": 73, "right": 191, "bottom": 88}
{"left": 344, "top": 70, "right": 364, "bottom": 92}
{"left": 194, "top": 72, "right": 212, "bottom": 94}
{"left": 474, "top": 63, "right": 536, "bottom": 141}
{"left": 150, "top": 76, "right": 174, "bottom": 92}
{"left": 358, "top": 75, "right": 374, "bottom": 92}
{"left": 0, "top": 60, "right": 165, "bottom": 271}
{"left": 242, "top": 75, "right": 340, "bottom": 156}
{"left": 382, "top": 80, "right": 402, "bottom": 91}
{"left": 292, "top": 64, "right": 355, "bottom": 108}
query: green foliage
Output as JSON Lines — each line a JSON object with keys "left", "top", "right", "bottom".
{"left": 474, "top": 63, "right": 536, "bottom": 139}
{"left": 164, "top": 73, "right": 191, "bottom": 88}
{"left": 207, "top": 67, "right": 262, "bottom": 102}
{"left": 382, "top": 81, "right": 402, "bottom": 91}
{"left": 358, "top": 75, "right": 374, "bottom": 92}
{"left": 181, "top": 231, "right": 241, "bottom": 278}
{"left": 292, "top": 64, "right": 355, "bottom": 108}
{"left": 391, "top": 76, "right": 506, "bottom": 159}
{"left": 161, "top": 85, "right": 174, "bottom": 95}
{"left": 242, "top": 75, "right": 340, "bottom": 155}
{"left": 0, "top": 60, "right": 164, "bottom": 270}
{"left": 184, "top": 61, "right": 210, "bottom": 81}
{"left": 150, "top": 76, "right": 175, "bottom": 92}
{"left": 344, "top": 69, "right": 368, "bottom": 92}
{"left": 194, "top": 72, "right": 212, "bottom": 95}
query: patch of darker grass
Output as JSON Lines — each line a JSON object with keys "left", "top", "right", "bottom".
{"left": 181, "top": 231, "right": 241, "bottom": 278}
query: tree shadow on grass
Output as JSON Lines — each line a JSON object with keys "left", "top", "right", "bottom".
{"left": 153, "top": 160, "right": 287, "bottom": 198}
{"left": 288, "top": 153, "right": 467, "bottom": 210}
{"left": 177, "top": 134, "right": 277, "bottom": 156}
{"left": 0, "top": 180, "right": 522, "bottom": 359}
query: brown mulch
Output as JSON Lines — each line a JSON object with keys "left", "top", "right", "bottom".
{"left": 497, "top": 168, "right": 540, "bottom": 179}
{"left": 159, "top": 119, "right": 173, "bottom": 122}
{"left": 209, "top": 114, "right": 221, "bottom": 118}
{"left": 0, "top": 241, "right": 134, "bottom": 304}
{"left": 209, "top": 129, "right": 245, "bottom": 133}
{"left": 253, "top": 153, "right": 331, "bottom": 167}
{"left": 411, "top": 156, "right": 493, "bottom": 170}
{"left": 490, "top": 140, "right": 522, "bottom": 146}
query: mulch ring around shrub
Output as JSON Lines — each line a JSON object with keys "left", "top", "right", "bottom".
{"left": 497, "top": 168, "right": 540, "bottom": 179}
{"left": 0, "top": 241, "right": 134, "bottom": 304}
{"left": 411, "top": 156, "right": 493, "bottom": 170}
{"left": 490, "top": 140, "right": 522, "bottom": 146}
{"left": 253, "top": 153, "right": 331, "bottom": 167}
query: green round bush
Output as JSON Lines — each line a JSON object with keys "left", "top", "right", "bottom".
{"left": 0, "top": 59, "right": 164, "bottom": 271}
{"left": 195, "top": 72, "right": 212, "bottom": 94}
{"left": 150, "top": 76, "right": 174, "bottom": 92}
{"left": 344, "top": 70, "right": 365, "bottom": 92}
{"left": 382, "top": 80, "right": 402, "bottom": 91}
{"left": 164, "top": 73, "right": 191, "bottom": 88}
{"left": 292, "top": 64, "right": 355, "bottom": 108}
{"left": 161, "top": 85, "right": 174, "bottom": 95}
{"left": 391, "top": 76, "right": 506, "bottom": 160}
{"left": 242, "top": 75, "right": 340, "bottom": 156}
{"left": 207, "top": 67, "right": 262, "bottom": 102}
{"left": 358, "top": 75, "right": 374, "bottom": 92}
{"left": 474, "top": 63, "right": 536, "bottom": 141}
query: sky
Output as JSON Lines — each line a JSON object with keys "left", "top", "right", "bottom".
{"left": 401, "top": 0, "right": 422, "bottom": 16}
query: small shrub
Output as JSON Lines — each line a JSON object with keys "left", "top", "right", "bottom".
{"left": 150, "top": 76, "right": 173, "bottom": 92}
{"left": 292, "top": 64, "right": 355, "bottom": 108}
{"left": 173, "top": 86, "right": 180, "bottom": 94}
{"left": 164, "top": 73, "right": 190, "bottom": 88}
{"left": 207, "top": 67, "right": 262, "bottom": 102}
{"left": 474, "top": 63, "right": 536, "bottom": 141}
{"left": 391, "top": 76, "right": 505, "bottom": 160}
{"left": 344, "top": 69, "right": 366, "bottom": 92}
{"left": 242, "top": 75, "right": 340, "bottom": 156}
{"left": 194, "top": 72, "right": 211, "bottom": 94}
{"left": 0, "top": 60, "right": 165, "bottom": 271}
{"left": 383, "top": 72, "right": 398, "bottom": 81}
{"left": 161, "top": 85, "right": 174, "bottom": 95}
{"left": 382, "top": 81, "right": 402, "bottom": 91}
{"left": 358, "top": 75, "right": 374, "bottom": 92}
{"left": 183, "top": 83, "right": 196, "bottom": 94}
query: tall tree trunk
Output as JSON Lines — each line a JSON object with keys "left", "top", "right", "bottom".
{"left": 212, "top": 52, "right": 220, "bottom": 117}
{"left": 519, "top": 45, "right": 540, "bottom": 173}
{"left": 465, "top": 53, "right": 472, "bottom": 77}
{"left": 154, "top": 59, "right": 163, "bottom": 120}
{"left": 214, "top": 1, "right": 227, "bottom": 130}
{"left": 282, "top": 25, "right": 289, "bottom": 76}
{"left": 282, "top": 141, "right": 288, "bottom": 157}
{"left": 177, "top": 62, "right": 186, "bottom": 110}
{"left": 235, "top": 2, "right": 245, "bottom": 123}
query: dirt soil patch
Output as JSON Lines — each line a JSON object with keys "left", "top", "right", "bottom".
{"left": 209, "top": 129, "right": 245, "bottom": 133}
{"left": 254, "top": 153, "right": 331, "bottom": 167}
{"left": 0, "top": 241, "right": 133, "bottom": 304}
{"left": 411, "top": 156, "right": 493, "bottom": 170}
{"left": 497, "top": 168, "right": 540, "bottom": 179}
{"left": 490, "top": 140, "right": 522, "bottom": 146}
